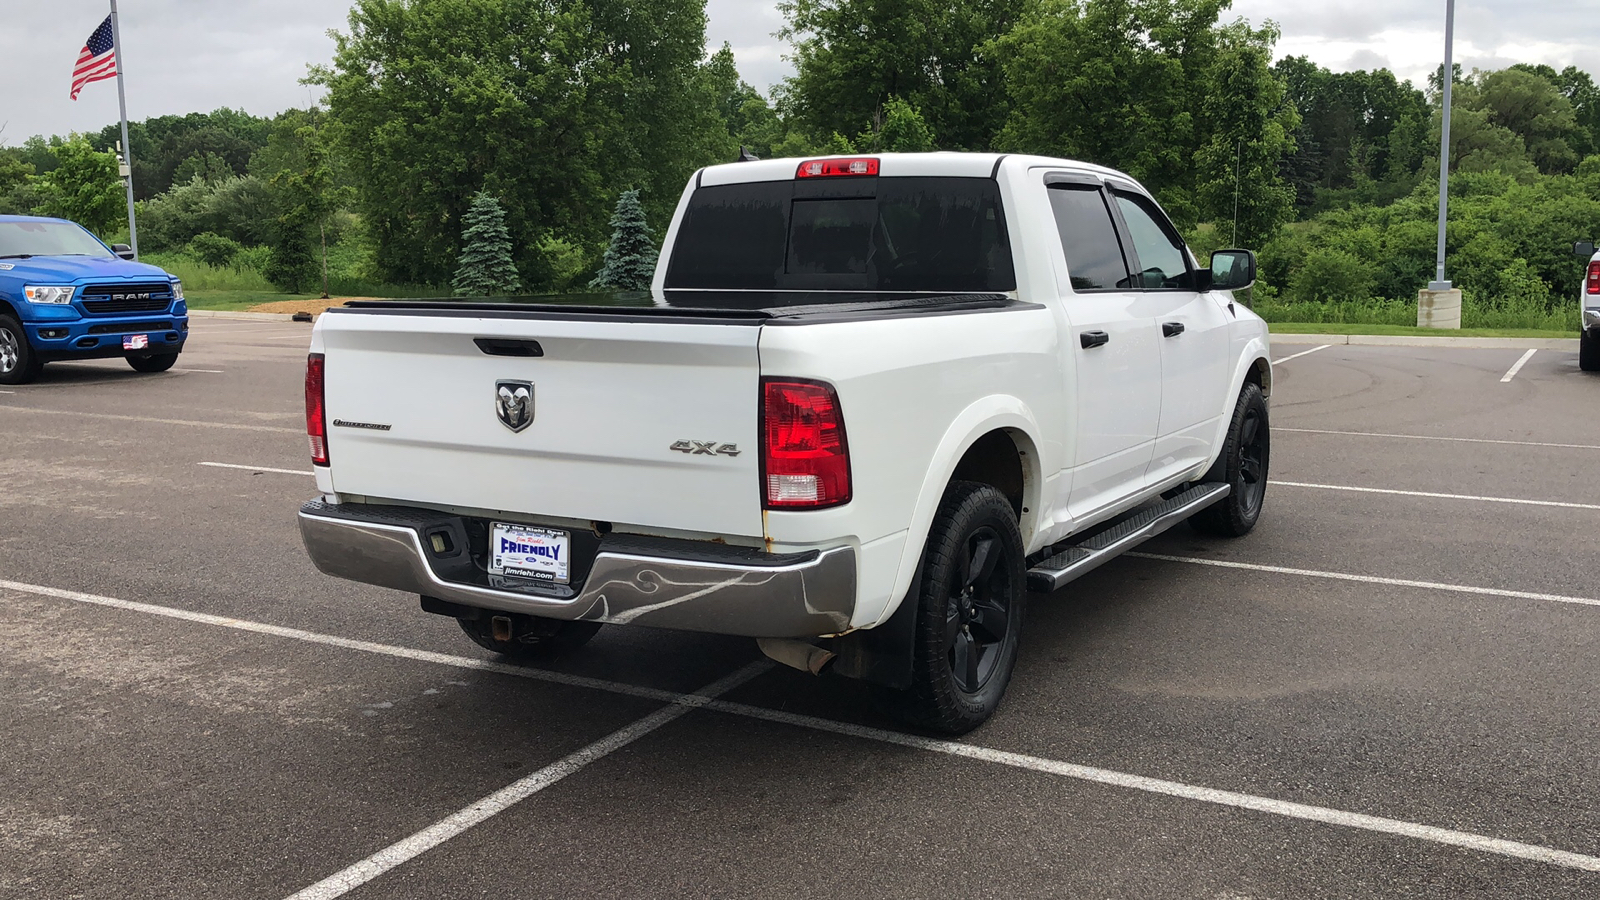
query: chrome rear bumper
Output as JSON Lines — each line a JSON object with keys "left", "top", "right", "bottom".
{"left": 298, "top": 502, "right": 856, "bottom": 638}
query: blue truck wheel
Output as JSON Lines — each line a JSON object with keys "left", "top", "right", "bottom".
{"left": 0, "top": 315, "right": 43, "bottom": 385}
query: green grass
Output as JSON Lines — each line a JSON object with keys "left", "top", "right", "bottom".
{"left": 1268, "top": 322, "right": 1575, "bottom": 339}
{"left": 1251, "top": 294, "right": 1582, "bottom": 332}
{"left": 144, "top": 252, "right": 278, "bottom": 292}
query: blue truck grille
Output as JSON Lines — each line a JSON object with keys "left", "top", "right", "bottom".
{"left": 79, "top": 283, "right": 174, "bottom": 314}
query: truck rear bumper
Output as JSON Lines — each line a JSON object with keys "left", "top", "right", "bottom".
{"left": 298, "top": 501, "right": 856, "bottom": 638}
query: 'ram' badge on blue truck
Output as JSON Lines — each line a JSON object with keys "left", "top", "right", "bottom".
{"left": 489, "top": 522, "right": 570, "bottom": 583}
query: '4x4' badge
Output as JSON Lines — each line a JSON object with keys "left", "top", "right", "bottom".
{"left": 496, "top": 380, "right": 534, "bottom": 433}
{"left": 670, "top": 440, "right": 740, "bottom": 457}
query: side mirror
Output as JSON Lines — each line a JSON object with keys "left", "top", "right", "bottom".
{"left": 1575, "top": 241, "right": 1596, "bottom": 259}
{"left": 1208, "top": 249, "right": 1256, "bottom": 291}
{"left": 111, "top": 243, "right": 135, "bottom": 260}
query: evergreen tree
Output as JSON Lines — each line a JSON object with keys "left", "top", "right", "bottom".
{"left": 591, "top": 190, "right": 657, "bottom": 291}
{"left": 452, "top": 192, "right": 521, "bottom": 297}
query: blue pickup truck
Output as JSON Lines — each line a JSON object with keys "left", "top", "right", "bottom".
{"left": 0, "top": 215, "right": 189, "bottom": 385}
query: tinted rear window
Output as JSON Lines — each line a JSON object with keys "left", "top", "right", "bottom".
{"left": 665, "top": 177, "right": 1015, "bottom": 294}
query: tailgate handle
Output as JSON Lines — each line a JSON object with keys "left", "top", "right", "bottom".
{"left": 474, "top": 338, "right": 544, "bottom": 358}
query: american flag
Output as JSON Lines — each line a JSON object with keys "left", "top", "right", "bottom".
{"left": 71, "top": 15, "right": 118, "bottom": 101}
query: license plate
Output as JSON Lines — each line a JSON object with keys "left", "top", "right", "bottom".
{"left": 123, "top": 334, "right": 149, "bottom": 350}
{"left": 488, "top": 523, "right": 570, "bottom": 584}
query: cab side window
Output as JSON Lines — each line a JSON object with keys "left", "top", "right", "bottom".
{"left": 1113, "top": 193, "right": 1192, "bottom": 290}
{"left": 1047, "top": 185, "right": 1132, "bottom": 292}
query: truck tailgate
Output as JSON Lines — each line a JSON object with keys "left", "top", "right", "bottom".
{"left": 317, "top": 310, "right": 764, "bottom": 538}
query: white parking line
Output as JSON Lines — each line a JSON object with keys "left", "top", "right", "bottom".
{"left": 1272, "top": 480, "right": 1600, "bottom": 512}
{"left": 1272, "top": 344, "right": 1331, "bottom": 365}
{"left": 0, "top": 405, "right": 300, "bottom": 434}
{"left": 707, "top": 699, "right": 1600, "bottom": 874}
{"left": 4, "top": 577, "right": 1599, "bottom": 876}
{"left": 175, "top": 368, "right": 225, "bottom": 374}
{"left": 1127, "top": 553, "right": 1600, "bottom": 609}
{"left": 200, "top": 462, "right": 312, "bottom": 476}
{"left": 286, "top": 662, "right": 771, "bottom": 900}
{"left": 1500, "top": 349, "right": 1538, "bottom": 383}
{"left": 1278, "top": 428, "right": 1600, "bottom": 452}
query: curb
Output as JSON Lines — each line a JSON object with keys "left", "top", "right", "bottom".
{"left": 1273, "top": 333, "right": 1579, "bottom": 350}
{"left": 187, "top": 310, "right": 305, "bottom": 322}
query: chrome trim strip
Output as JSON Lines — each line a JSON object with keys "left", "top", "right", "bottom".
{"left": 298, "top": 511, "right": 856, "bottom": 638}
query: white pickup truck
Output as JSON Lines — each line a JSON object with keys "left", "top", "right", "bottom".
{"left": 299, "top": 152, "right": 1273, "bottom": 734}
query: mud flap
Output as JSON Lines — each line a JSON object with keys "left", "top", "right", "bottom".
{"left": 825, "top": 554, "right": 924, "bottom": 690}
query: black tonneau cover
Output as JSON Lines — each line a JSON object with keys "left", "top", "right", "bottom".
{"left": 333, "top": 292, "right": 1027, "bottom": 324}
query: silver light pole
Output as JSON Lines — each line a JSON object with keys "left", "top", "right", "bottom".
{"left": 109, "top": 0, "right": 138, "bottom": 259}
{"left": 1429, "top": 0, "right": 1455, "bottom": 291}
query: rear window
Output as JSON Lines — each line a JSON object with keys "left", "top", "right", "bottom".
{"left": 665, "top": 176, "right": 1015, "bottom": 294}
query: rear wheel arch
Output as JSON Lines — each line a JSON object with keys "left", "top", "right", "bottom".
{"left": 880, "top": 408, "right": 1045, "bottom": 630}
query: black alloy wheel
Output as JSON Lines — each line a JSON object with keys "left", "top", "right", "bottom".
{"left": 899, "top": 480, "right": 1026, "bottom": 735}
{"left": 1236, "top": 402, "right": 1268, "bottom": 520}
{"left": 946, "top": 526, "right": 1013, "bottom": 693}
{"left": 1190, "top": 381, "right": 1270, "bottom": 537}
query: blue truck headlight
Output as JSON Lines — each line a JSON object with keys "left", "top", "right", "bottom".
{"left": 171, "top": 280, "right": 184, "bottom": 302}
{"left": 24, "top": 285, "right": 76, "bottom": 304}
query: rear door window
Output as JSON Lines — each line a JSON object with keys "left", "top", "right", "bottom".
{"left": 665, "top": 176, "right": 1015, "bottom": 296}
{"left": 1047, "top": 185, "right": 1132, "bottom": 292}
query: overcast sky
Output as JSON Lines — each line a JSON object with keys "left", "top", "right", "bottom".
{"left": 4, "top": 0, "right": 1598, "bottom": 145}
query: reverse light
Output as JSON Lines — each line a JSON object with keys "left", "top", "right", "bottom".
{"left": 306, "top": 353, "right": 329, "bottom": 466}
{"left": 1587, "top": 261, "right": 1600, "bottom": 295}
{"left": 762, "top": 379, "right": 851, "bottom": 509}
{"left": 795, "top": 158, "right": 880, "bottom": 179}
{"left": 24, "top": 285, "right": 75, "bottom": 304}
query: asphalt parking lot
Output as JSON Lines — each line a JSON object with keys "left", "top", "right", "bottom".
{"left": 3, "top": 319, "right": 1599, "bottom": 899}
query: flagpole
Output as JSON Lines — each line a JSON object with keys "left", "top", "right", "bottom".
{"left": 108, "top": 0, "right": 138, "bottom": 259}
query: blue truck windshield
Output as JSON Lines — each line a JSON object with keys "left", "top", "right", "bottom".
{"left": 0, "top": 220, "right": 114, "bottom": 259}
{"left": 664, "top": 176, "right": 1015, "bottom": 294}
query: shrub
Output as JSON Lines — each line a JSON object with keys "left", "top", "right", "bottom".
{"left": 187, "top": 232, "right": 242, "bottom": 268}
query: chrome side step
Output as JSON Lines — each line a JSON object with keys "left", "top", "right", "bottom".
{"left": 1026, "top": 482, "right": 1231, "bottom": 593}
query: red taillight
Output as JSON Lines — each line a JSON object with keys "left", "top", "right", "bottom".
{"left": 795, "top": 157, "right": 879, "bottom": 179}
{"left": 305, "top": 353, "right": 328, "bottom": 466}
{"left": 762, "top": 379, "right": 851, "bottom": 509}
{"left": 1587, "top": 261, "right": 1600, "bottom": 295}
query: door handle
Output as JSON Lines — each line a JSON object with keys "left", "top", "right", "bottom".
{"left": 1080, "top": 330, "right": 1110, "bottom": 349}
{"left": 1162, "top": 322, "right": 1186, "bottom": 338}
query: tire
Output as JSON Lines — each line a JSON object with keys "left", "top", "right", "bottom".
{"left": 1581, "top": 329, "right": 1600, "bottom": 372}
{"left": 127, "top": 352, "right": 180, "bottom": 374}
{"left": 0, "top": 315, "right": 43, "bottom": 385}
{"left": 457, "top": 614, "right": 601, "bottom": 659}
{"left": 894, "top": 481, "right": 1027, "bottom": 735}
{"left": 1190, "top": 382, "right": 1270, "bottom": 538}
